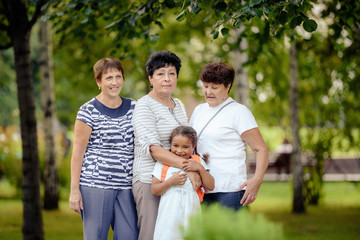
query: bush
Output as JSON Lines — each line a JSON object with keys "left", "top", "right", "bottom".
{"left": 0, "top": 125, "right": 72, "bottom": 197}
{"left": 0, "top": 125, "right": 22, "bottom": 196}
{"left": 183, "top": 204, "right": 284, "bottom": 240}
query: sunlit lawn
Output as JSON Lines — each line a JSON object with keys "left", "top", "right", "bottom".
{"left": 0, "top": 181, "right": 359, "bottom": 240}
{"left": 251, "top": 181, "right": 360, "bottom": 240}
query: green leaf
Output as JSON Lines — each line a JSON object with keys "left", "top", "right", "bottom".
{"left": 203, "top": 8, "right": 212, "bottom": 22}
{"left": 105, "top": 20, "right": 119, "bottom": 30}
{"left": 176, "top": 10, "right": 186, "bottom": 21}
{"left": 154, "top": 20, "right": 164, "bottom": 29}
{"left": 299, "top": 11, "right": 309, "bottom": 20}
{"left": 150, "top": 33, "right": 160, "bottom": 42}
{"left": 211, "top": 29, "right": 219, "bottom": 39}
{"left": 189, "top": 1, "right": 202, "bottom": 14}
{"left": 221, "top": 28, "right": 229, "bottom": 37}
{"left": 303, "top": 19, "right": 318, "bottom": 32}
{"left": 128, "top": 15, "right": 137, "bottom": 27}
{"left": 242, "top": 6, "right": 251, "bottom": 15}
{"left": 289, "top": 16, "right": 303, "bottom": 29}
{"left": 278, "top": 11, "right": 288, "bottom": 25}
{"left": 162, "top": 0, "right": 176, "bottom": 8}
{"left": 251, "top": 8, "right": 263, "bottom": 17}
{"left": 141, "top": 15, "right": 152, "bottom": 25}
{"left": 80, "top": 18, "right": 89, "bottom": 24}
{"left": 271, "top": 22, "right": 279, "bottom": 35}
{"left": 263, "top": 4, "right": 274, "bottom": 14}
{"left": 292, "top": 0, "right": 302, "bottom": 5}
{"left": 250, "top": 0, "right": 262, "bottom": 7}
{"left": 180, "top": 0, "right": 190, "bottom": 12}
{"left": 214, "top": 1, "right": 227, "bottom": 13}
{"left": 232, "top": 10, "right": 243, "bottom": 19}
{"left": 346, "top": 17, "right": 354, "bottom": 27}
{"left": 83, "top": 7, "right": 93, "bottom": 16}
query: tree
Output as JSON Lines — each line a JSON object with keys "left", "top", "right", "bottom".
{"left": 0, "top": 0, "right": 52, "bottom": 239}
{"left": 232, "top": 26, "right": 249, "bottom": 106}
{"left": 39, "top": 19, "right": 59, "bottom": 210}
{"left": 289, "top": 37, "right": 305, "bottom": 213}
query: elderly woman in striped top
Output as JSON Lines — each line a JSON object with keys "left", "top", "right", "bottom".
{"left": 132, "top": 50, "right": 201, "bottom": 240}
{"left": 69, "top": 57, "right": 138, "bottom": 240}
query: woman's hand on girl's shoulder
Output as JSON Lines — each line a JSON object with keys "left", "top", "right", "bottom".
{"left": 182, "top": 159, "right": 202, "bottom": 172}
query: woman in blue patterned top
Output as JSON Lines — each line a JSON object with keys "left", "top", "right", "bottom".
{"left": 69, "top": 57, "right": 138, "bottom": 240}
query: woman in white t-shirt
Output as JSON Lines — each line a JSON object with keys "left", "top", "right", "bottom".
{"left": 190, "top": 62, "right": 269, "bottom": 210}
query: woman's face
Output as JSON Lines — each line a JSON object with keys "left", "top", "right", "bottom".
{"left": 97, "top": 68, "right": 123, "bottom": 98}
{"left": 170, "top": 135, "right": 195, "bottom": 159}
{"left": 202, "top": 82, "right": 230, "bottom": 107}
{"left": 149, "top": 65, "right": 177, "bottom": 97}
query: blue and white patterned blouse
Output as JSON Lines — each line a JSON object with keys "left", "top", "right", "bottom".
{"left": 76, "top": 97, "right": 136, "bottom": 190}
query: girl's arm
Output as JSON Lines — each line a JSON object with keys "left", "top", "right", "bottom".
{"left": 182, "top": 160, "right": 215, "bottom": 191}
{"left": 151, "top": 170, "right": 188, "bottom": 196}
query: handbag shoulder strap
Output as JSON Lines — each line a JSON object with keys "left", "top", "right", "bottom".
{"left": 197, "top": 100, "right": 235, "bottom": 139}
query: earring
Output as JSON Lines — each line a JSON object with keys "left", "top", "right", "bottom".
{"left": 150, "top": 83, "right": 153, "bottom": 88}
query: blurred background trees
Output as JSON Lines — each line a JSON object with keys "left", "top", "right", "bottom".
{"left": 1, "top": 0, "right": 359, "bottom": 238}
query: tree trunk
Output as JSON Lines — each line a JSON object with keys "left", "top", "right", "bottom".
{"left": 232, "top": 26, "right": 249, "bottom": 106}
{"left": 13, "top": 32, "right": 44, "bottom": 239}
{"left": 289, "top": 38, "right": 305, "bottom": 213}
{"left": 40, "top": 20, "right": 59, "bottom": 210}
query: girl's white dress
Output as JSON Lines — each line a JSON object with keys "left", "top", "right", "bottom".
{"left": 152, "top": 161, "right": 205, "bottom": 240}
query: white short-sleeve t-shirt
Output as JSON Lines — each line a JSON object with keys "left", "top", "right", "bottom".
{"left": 190, "top": 97, "right": 258, "bottom": 193}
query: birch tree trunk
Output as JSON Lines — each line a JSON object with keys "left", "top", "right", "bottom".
{"left": 289, "top": 38, "right": 306, "bottom": 213}
{"left": 40, "top": 20, "right": 59, "bottom": 210}
{"left": 232, "top": 26, "right": 249, "bottom": 106}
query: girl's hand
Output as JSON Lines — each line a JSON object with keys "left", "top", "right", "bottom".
{"left": 168, "top": 170, "right": 187, "bottom": 186}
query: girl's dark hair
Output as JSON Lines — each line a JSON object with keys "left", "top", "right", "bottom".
{"left": 146, "top": 50, "right": 181, "bottom": 77}
{"left": 93, "top": 57, "right": 125, "bottom": 81}
{"left": 170, "top": 126, "right": 209, "bottom": 163}
{"left": 200, "top": 62, "right": 234, "bottom": 92}
{"left": 169, "top": 126, "right": 197, "bottom": 148}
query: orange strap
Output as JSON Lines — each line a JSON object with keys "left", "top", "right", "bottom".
{"left": 160, "top": 155, "right": 204, "bottom": 202}
{"left": 161, "top": 164, "right": 170, "bottom": 182}
{"left": 191, "top": 155, "right": 205, "bottom": 202}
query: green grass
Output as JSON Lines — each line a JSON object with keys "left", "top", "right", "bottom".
{"left": 250, "top": 181, "right": 360, "bottom": 240}
{"left": 1, "top": 181, "right": 359, "bottom": 240}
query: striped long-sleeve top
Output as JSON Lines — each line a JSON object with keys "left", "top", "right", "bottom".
{"left": 132, "top": 95, "right": 188, "bottom": 184}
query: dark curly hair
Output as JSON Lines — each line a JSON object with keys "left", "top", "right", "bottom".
{"left": 170, "top": 126, "right": 209, "bottom": 162}
{"left": 200, "top": 62, "right": 234, "bottom": 93}
{"left": 169, "top": 126, "right": 197, "bottom": 148}
{"left": 145, "top": 50, "right": 181, "bottom": 77}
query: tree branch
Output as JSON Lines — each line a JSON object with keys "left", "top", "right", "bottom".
{"left": 29, "top": 0, "right": 54, "bottom": 28}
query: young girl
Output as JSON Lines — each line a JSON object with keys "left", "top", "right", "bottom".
{"left": 151, "top": 126, "right": 214, "bottom": 240}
